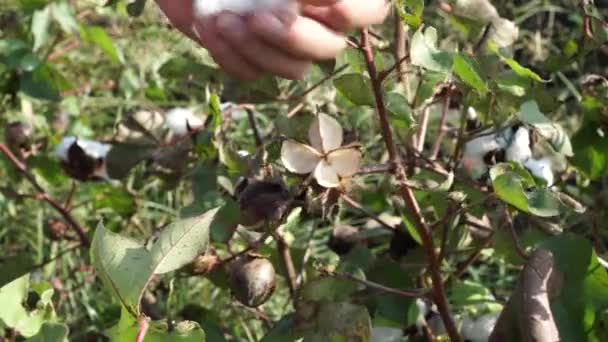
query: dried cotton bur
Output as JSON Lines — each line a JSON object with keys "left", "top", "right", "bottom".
{"left": 193, "top": 0, "right": 296, "bottom": 18}
{"left": 281, "top": 113, "right": 362, "bottom": 188}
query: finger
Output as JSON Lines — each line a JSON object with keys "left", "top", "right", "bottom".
{"left": 301, "top": 0, "right": 390, "bottom": 32}
{"left": 248, "top": 10, "right": 346, "bottom": 61}
{"left": 216, "top": 13, "right": 311, "bottom": 80}
{"left": 156, "top": 0, "right": 198, "bottom": 40}
{"left": 193, "top": 19, "right": 263, "bottom": 81}
{"left": 296, "top": 0, "right": 340, "bottom": 6}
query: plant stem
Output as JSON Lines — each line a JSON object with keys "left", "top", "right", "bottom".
{"left": 430, "top": 88, "right": 452, "bottom": 160}
{"left": 0, "top": 144, "right": 90, "bottom": 247}
{"left": 360, "top": 29, "right": 462, "bottom": 342}
{"left": 272, "top": 232, "right": 298, "bottom": 297}
{"left": 333, "top": 272, "right": 427, "bottom": 298}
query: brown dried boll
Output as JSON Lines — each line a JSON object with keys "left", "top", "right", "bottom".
{"left": 44, "top": 218, "right": 68, "bottom": 241}
{"left": 328, "top": 224, "right": 360, "bottom": 255}
{"left": 228, "top": 254, "right": 276, "bottom": 307}
{"left": 234, "top": 178, "right": 291, "bottom": 229}
{"left": 5, "top": 122, "right": 32, "bottom": 151}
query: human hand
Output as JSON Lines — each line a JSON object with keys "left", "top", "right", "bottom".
{"left": 156, "top": 0, "right": 389, "bottom": 81}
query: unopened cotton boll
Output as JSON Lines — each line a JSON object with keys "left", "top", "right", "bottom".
{"left": 164, "top": 108, "right": 204, "bottom": 136}
{"left": 505, "top": 127, "right": 532, "bottom": 164}
{"left": 193, "top": 0, "right": 293, "bottom": 17}
{"left": 524, "top": 157, "right": 554, "bottom": 186}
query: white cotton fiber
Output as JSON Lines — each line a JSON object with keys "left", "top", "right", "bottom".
{"left": 524, "top": 157, "right": 554, "bottom": 186}
{"left": 505, "top": 126, "right": 531, "bottom": 164}
{"left": 165, "top": 107, "right": 204, "bottom": 136}
{"left": 193, "top": 0, "right": 291, "bottom": 17}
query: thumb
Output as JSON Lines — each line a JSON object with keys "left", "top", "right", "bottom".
{"left": 297, "top": 0, "right": 340, "bottom": 6}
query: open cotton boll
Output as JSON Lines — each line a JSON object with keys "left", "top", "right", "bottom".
{"left": 54, "top": 136, "right": 111, "bottom": 161}
{"left": 165, "top": 108, "right": 204, "bottom": 136}
{"left": 489, "top": 17, "right": 519, "bottom": 48}
{"left": 452, "top": 0, "right": 500, "bottom": 23}
{"left": 462, "top": 132, "right": 502, "bottom": 178}
{"left": 505, "top": 126, "right": 532, "bottom": 164}
{"left": 461, "top": 312, "right": 500, "bottom": 342}
{"left": 524, "top": 157, "right": 554, "bottom": 186}
{"left": 193, "top": 0, "right": 292, "bottom": 17}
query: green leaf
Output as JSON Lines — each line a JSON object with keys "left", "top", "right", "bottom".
{"left": 452, "top": 54, "right": 489, "bottom": 94}
{"left": 537, "top": 235, "right": 608, "bottom": 341}
{"left": 302, "top": 302, "right": 372, "bottom": 341}
{"left": 490, "top": 165, "right": 530, "bottom": 213}
{"left": 50, "top": 1, "right": 79, "bottom": 33}
{"left": 107, "top": 308, "right": 206, "bottom": 342}
{"left": 0, "top": 253, "right": 36, "bottom": 288}
{"left": 489, "top": 43, "right": 546, "bottom": 82}
{"left": 333, "top": 73, "right": 375, "bottom": 106}
{"left": 31, "top": 5, "right": 51, "bottom": 52}
{"left": 150, "top": 208, "right": 216, "bottom": 274}
{"left": 525, "top": 188, "right": 561, "bottom": 217}
{"left": 90, "top": 223, "right": 153, "bottom": 314}
{"left": 19, "top": 65, "right": 61, "bottom": 101}
{"left": 396, "top": 0, "right": 424, "bottom": 29}
{"left": 0, "top": 275, "right": 54, "bottom": 338}
{"left": 91, "top": 208, "right": 217, "bottom": 314}
{"left": 209, "top": 199, "right": 240, "bottom": 243}
{"left": 571, "top": 122, "right": 608, "bottom": 180}
{"left": 25, "top": 323, "right": 69, "bottom": 342}
{"left": 105, "top": 143, "right": 155, "bottom": 179}
{"left": 385, "top": 92, "right": 413, "bottom": 129}
{"left": 518, "top": 101, "right": 573, "bottom": 157}
{"left": 410, "top": 26, "right": 453, "bottom": 73}
{"left": 80, "top": 26, "right": 120, "bottom": 65}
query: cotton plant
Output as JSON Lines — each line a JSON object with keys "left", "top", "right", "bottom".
{"left": 281, "top": 113, "right": 362, "bottom": 188}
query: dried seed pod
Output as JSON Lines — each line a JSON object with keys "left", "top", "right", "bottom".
{"left": 45, "top": 218, "right": 68, "bottom": 241}
{"left": 234, "top": 178, "right": 291, "bottom": 229}
{"left": 228, "top": 254, "right": 276, "bottom": 307}
{"left": 328, "top": 224, "right": 359, "bottom": 255}
{"left": 5, "top": 122, "right": 33, "bottom": 151}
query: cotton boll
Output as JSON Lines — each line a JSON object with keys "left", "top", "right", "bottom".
{"left": 55, "top": 136, "right": 77, "bottom": 161}
{"left": 193, "top": 0, "right": 292, "bottom": 17}
{"left": 524, "top": 157, "right": 554, "bottom": 186}
{"left": 461, "top": 312, "right": 500, "bottom": 342}
{"left": 55, "top": 136, "right": 111, "bottom": 161}
{"left": 462, "top": 132, "right": 502, "bottom": 179}
{"left": 505, "top": 127, "right": 531, "bottom": 164}
{"left": 165, "top": 108, "right": 204, "bottom": 136}
{"left": 489, "top": 17, "right": 519, "bottom": 48}
{"left": 452, "top": 0, "right": 500, "bottom": 23}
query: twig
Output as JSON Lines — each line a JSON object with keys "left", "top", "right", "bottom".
{"left": 430, "top": 88, "right": 452, "bottom": 160}
{"left": 333, "top": 272, "right": 428, "bottom": 298}
{"left": 416, "top": 106, "right": 430, "bottom": 153}
{"left": 505, "top": 209, "right": 528, "bottom": 260}
{"left": 272, "top": 232, "right": 298, "bottom": 297}
{"left": 135, "top": 317, "right": 150, "bottom": 342}
{"left": 0, "top": 144, "right": 90, "bottom": 246}
{"left": 356, "top": 163, "right": 395, "bottom": 175}
{"left": 219, "top": 232, "right": 271, "bottom": 266}
{"left": 451, "top": 231, "right": 495, "bottom": 280}
{"left": 341, "top": 193, "right": 395, "bottom": 231}
{"left": 360, "top": 29, "right": 462, "bottom": 342}
{"left": 246, "top": 108, "right": 263, "bottom": 148}
{"left": 281, "top": 64, "right": 349, "bottom": 102}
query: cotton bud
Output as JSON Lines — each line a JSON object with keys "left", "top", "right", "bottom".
{"left": 55, "top": 136, "right": 113, "bottom": 181}
{"left": 193, "top": 0, "right": 294, "bottom": 18}
{"left": 228, "top": 254, "right": 276, "bottom": 307}
{"left": 164, "top": 108, "right": 204, "bottom": 137}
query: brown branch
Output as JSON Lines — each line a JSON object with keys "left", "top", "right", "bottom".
{"left": 272, "top": 232, "right": 298, "bottom": 297}
{"left": 333, "top": 272, "right": 428, "bottom": 298}
{"left": 341, "top": 193, "right": 396, "bottom": 231}
{"left": 0, "top": 144, "right": 90, "bottom": 246}
{"left": 246, "top": 108, "right": 263, "bottom": 148}
{"left": 360, "top": 29, "right": 462, "bottom": 342}
{"left": 430, "top": 88, "right": 452, "bottom": 160}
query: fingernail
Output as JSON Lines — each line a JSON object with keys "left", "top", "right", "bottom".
{"left": 216, "top": 13, "right": 245, "bottom": 38}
